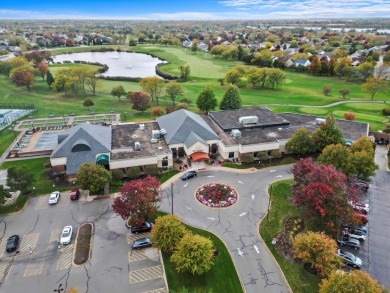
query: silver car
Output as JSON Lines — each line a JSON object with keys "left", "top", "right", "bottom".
{"left": 337, "top": 249, "right": 362, "bottom": 269}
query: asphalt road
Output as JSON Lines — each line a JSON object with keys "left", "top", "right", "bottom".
{"left": 0, "top": 193, "right": 166, "bottom": 293}
{"left": 160, "top": 165, "right": 293, "bottom": 293}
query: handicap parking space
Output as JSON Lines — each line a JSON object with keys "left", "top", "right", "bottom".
{"left": 129, "top": 265, "right": 163, "bottom": 284}
{"left": 56, "top": 244, "right": 74, "bottom": 270}
{"left": 35, "top": 193, "right": 70, "bottom": 211}
{"left": 18, "top": 232, "right": 40, "bottom": 256}
{"left": 129, "top": 247, "right": 159, "bottom": 263}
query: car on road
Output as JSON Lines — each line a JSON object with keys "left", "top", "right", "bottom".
{"left": 49, "top": 191, "right": 60, "bottom": 204}
{"left": 337, "top": 236, "right": 361, "bottom": 250}
{"left": 337, "top": 249, "right": 362, "bottom": 269}
{"left": 70, "top": 189, "right": 80, "bottom": 200}
{"left": 132, "top": 237, "right": 152, "bottom": 249}
{"left": 59, "top": 226, "right": 73, "bottom": 245}
{"left": 181, "top": 170, "right": 197, "bottom": 180}
{"left": 6, "top": 235, "right": 19, "bottom": 252}
{"left": 131, "top": 222, "right": 152, "bottom": 234}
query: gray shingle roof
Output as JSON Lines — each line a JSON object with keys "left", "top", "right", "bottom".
{"left": 51, "top": 123, "right": 111, "bottom": 175}
{"left": 184, "top": 131, "right": 206, "bottom": 148}
{"left": 156, "top": 109, "right": 218, "bottom": 145}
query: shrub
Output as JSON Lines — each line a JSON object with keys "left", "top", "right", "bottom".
{"left": 257, "top": 151, "right": 269, "bottom": 161}
{"left": 180, "top": 98, "right": 191, "bottom": 104}
{"left": 271, "top": 150, "right": 283, "bottom": 159}
{"left": 344, "top": 112, "right": 356, "bottom": 121}
{"left": 382, "top": 107, "right": 390, "bottom": 116}
{"left": 339, "top": 88, "right": 350, "bottom": 98}
{"left": 175, "top": 158, "right": 183, "bottom": 164}
{"left": 323, "top": 86, "right": 332, "bottom": 96}
{"left": 43, "top": 160, "right": 52, "bottom": 168}
{"left": 151, "top": 106, "right": 164, "bottom": 117}
{"left": 241, "top": 153, "right": 254, "bottom": 164}
{"left": 126, "top": 166, "right": 141, "bottom": 179}
{"left": 175, "top": 102, "right": 188, "bottom": 110}
{"left": 144, "top": 165, "right": 159, "bottom": 176}
{"left": 111, "top": 169, "right": 124, "bottom": 181}
{"left": 166, "top": 104, "right": 175, "bottom": 114}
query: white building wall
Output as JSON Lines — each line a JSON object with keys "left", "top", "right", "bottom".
{"left": 110, "top": 156, "right": 158, "bottom": 169}
{"left": 51, "top": 157, "right": 67, "bottom": 166}
{"left": 186, "top": 141, "right": 209, "bottom": 154}
{"left": 239, "top": 142, "right": 280, "bottom": 153}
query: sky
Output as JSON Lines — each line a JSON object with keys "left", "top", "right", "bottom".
{"left": 1, "top": 0, "right": 390, "bottom": 20}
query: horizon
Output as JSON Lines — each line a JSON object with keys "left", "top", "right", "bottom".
{"left": 1, "top": 0, "right": 390, "bottom": 20}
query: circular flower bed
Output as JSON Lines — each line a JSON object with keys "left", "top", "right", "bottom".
{"left": 195, "top": 183, "right": 238, "bottom": 208}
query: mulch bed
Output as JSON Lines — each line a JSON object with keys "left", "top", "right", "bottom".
{"left": 74, "top": 223, "right": 93, "bottom": 265}
{"left": 274, "top": 217, "right": 304, "bottom": 263}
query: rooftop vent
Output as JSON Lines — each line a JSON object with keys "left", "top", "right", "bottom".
{"left": 159, "top": 128, "right": 167, "bottom": 136}
{"left": 231, "top": 129, "right": 241, "bottom": 138}
{"left": 316, "top": 118, "right": 326, "bottom": 125}
{"left": 150, "top": 138, "right": 158, "bottom": 144}
{"left": 278, "top": 128, "right": 283, "bottom": 131}
{"left": 239, "top": 116, "right": 258, "bottom": 124}
{"left": 139, "top": 124, "right": 145, "bottom": 130}
{"left": 152, "top": 130, "right": 160, "bottom": 139}
{"left": 134, "top": 141, "right": 141, "bottom": 151}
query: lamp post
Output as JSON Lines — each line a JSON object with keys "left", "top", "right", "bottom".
{"left": 171, "top": 182, "right": 174, "bottom": 215}
{"left": 267, "top": 183, "right": 272, "bottom": 220}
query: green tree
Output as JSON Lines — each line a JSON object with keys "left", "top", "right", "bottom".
{"left": 196, "top": 87, "right": 217, "bottom": 113}
{"left": 339, "top": 88, "right": 350, "bottom": 99}
{"left": 349, "top": 151, "right": 378, "bottom": 181}
{"left": 83, "top": 98, "right": 94, "bottom": 111}
{"left": 6, "top": 166, "right": 36, "bottom": 194}
{"left": 224, "top": 69, "right": 242, "bottom": 85}
{"left": 111, "top": 85, "right": 126, "bottom": 101}
{"left": 190, "top": 40, "right": 198, "bottom": 53}
{"left": 46, "top": 70, "right": 55, "bottom": 87}
{"left": 219, "top": 85, "right": 241, "bottom": 110}
{"left": 0, "top": 185, "right": 11, "bottom": 205}
{"left": 312, "top": 117, "right": 344, "bottom": 152}
{"left": 76, "top": 163, "right": 112, "bottom": 194}
{"left": 362, "top": 77, "right": 388, "bottom": 100}
{"left": 319, "top": 270, "right": 386, "bottom": 293}
{"left": 126, "top": 166, "right": 141, "bottom": 179}
{"left": 357, "top": 62, "right": 374, "bottom": 81}
{"left": 241, "top": 153, "right": 254, "bottom": 164}
{"left": 171, "top": 233, "right": 215, "bottom": 275}
{"left": 293, "top": 231, "right": 341, "bottom": 277}
{"left": 350, "top": 136, "right": 375, "bottom": 157}
{"left": 166, "top": 82, "right": 184, "bottom": 105}
{"left": 266, "top": 68, "right": 286, "bottom": 88}
{"left": 151, "top": 215, "right": 187, "bottom": 251}
{"left": 286, "top": 127, "right": 315, "bottom": 156}
{"left": 140, "top": 77, "right": 165, "bottom": 105}
{"left": 323, "top": 86, "right": 332, "bottom": 96}
{"left": 334, "top": 57, "right": 352, "bottom": 79}
{"left": 179, "top": 65, "right": 190, "bottom": 80}
{"left": 85, "top": 70, "right": 102, "bottom": 96}
{"left": 111, "top": 169, "right": 124, "bottom": 181}
{"left": 318, "top": 144, "right": 353, "bottom": 176}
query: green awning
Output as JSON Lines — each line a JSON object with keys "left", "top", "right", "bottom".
{"left": 96, "top": 154, "right": 109, "bottom": 165}
{"left": 344, "top": 140, "right": 352, "bottom": 146}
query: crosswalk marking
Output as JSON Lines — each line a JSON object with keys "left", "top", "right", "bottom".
{"left": 129, "top": 265, "right": 163, "bottom": 284}
{"left": 127, "top": 232, "right": 151, "bottom": 244}
{"left": 56, "top": 244, "right": 74, "bottom": 270}
{"left": 128, "top": 248, "right": 159, "bottom": 263}
{"left": 19, "top": 233, "right": 39, "bottom": 256}
{"left": 144, "top": 288, "right": 167, "bottom": 293}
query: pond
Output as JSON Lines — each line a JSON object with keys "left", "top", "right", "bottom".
{"left": 53, "top": 51, "right": 167, "bottom": 78}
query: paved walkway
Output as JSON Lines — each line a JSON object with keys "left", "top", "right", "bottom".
{"left": 160, "top": 165, "right": 293, "bottom": 293}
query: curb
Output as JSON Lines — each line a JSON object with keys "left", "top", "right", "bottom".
{"left": 158, "top": 249, "right": 170, "bottom": 292}
{"left": 72, "top": 222, "right": 94, "bottom": 267}
{"left": 257, "top": 183, "right": 293, "bottom": 293}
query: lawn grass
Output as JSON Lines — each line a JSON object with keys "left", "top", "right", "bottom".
{"left": 260, "top": 180, "right": 321, "bottom": 293}
{"left": 161, "top": 222, "right": 243, "bottom": 293}
{"left": 158, "top": 169, "right": 180, "bottom": 183}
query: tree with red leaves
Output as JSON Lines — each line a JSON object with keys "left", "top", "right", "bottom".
{"left": 35, "top": 61, "right": 48, "bottom": 80}
{"left": 129, "top": 91, "right": 151, "bottom": 113}
{"left": 11, "top": 70, "right": 35, "bottom": 92}
{"left": 291, "top": 158, "right": 359, "bottom": 232}
{"left": 112, "top": 176, "right": 161, "bottom": 226}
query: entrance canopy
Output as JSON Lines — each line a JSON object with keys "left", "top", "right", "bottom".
{"left": 191, "top": 152, "right": 210, "bottom": 162}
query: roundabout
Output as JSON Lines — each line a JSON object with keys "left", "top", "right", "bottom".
{"left": 195, "top": 183, "right": 238, "bottom": 208}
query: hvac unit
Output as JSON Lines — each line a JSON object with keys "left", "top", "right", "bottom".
{"left": 134, "top": 142, "right": 141, "bottom": 151}
{"left": 152, "top": 130, "right": 161, "bottom": 139}
{"left": 159, "top": 128, "right": 167, "bottom": 136}
{"left": 231, "top": 129, "right": 241, "bottom": 138}
{"left": 150, "top": 138, "right": 158, "bottom": 144}
{"left": 239, "top": 116, "right": 258, "bottom": 124}
{"left": 316, "top": 118, "right": 326, "bottom": 125}
{"left": 139, "top": 124, "right": 145, "bottom": 130}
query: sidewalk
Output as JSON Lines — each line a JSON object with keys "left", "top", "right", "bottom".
{"left": 374, "top": 145, "right": 389, "bottom": 171}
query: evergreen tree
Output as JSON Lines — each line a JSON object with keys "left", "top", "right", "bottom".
{"left": 219, "top": 85, "right": 241, "bottom": 110}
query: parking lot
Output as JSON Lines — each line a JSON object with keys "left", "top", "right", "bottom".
{"left": 0, "top": 192, "right": 167, "bottom": 293}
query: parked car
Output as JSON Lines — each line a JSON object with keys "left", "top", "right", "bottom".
{"left": 48, "top": 191, "right": 60, "bottom": 204}
{"left": 132, "top": 237, "right": 152, "bottom": 249}
{"left": 351, "top": 181, "right": 369, "bottom": 191}
{"left": 70, "top": 189, "right": 80, "bottom": 200}
{"left": 59, "top": 226, "right": 73, "bottom": 245}
{"left": 337, "top": 249, "right": 362, "bottom": 269}
{"left": 337, "top": 236, "right": 361, "bottom": 250}
{"left": 349, "top": 201, "right": 369, "bottom": 214}
{"left": 354, "top": 212, "right": 369, "bottom": 225}
{"left": 6, "top": 235, "right": 20, "bottom": 252}
{"left": 348, "top": 231, "right": 366, "bottom": 241}
{"left": 181, "top": 171, "right": 197, "bottom": 181}
{"left": 350, "top": 229, "right": 366, "bottom": 236}
{"left": 131, "top": 222, "right": 152, "bottom": 234}
{"left": 355, "top": 225, "right": 368, "bottom": 233}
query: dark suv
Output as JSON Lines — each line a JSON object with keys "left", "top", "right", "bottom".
{"left": 131, "top": 222, "right": 152, "bottom": 234}
{"left": 6, "top": 235, "right": 20, "bottom": 252}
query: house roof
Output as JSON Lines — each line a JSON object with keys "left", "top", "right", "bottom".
{"left": 295, "top": 58, "right": 309, "bottom": 65}
{"left": 51, "top": 123, "right": 111, "bottom": 175}
{"left": 156, "top": 109, "right": 218, "bottom": 145}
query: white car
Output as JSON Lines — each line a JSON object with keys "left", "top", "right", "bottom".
{"left": 59, "top": 226, "right": 73, "bottom": 245}
{"left": 348, "top": 201, "right": 369, "bottom": 214}
{"left": 348, "top": 231, "right": 367, "bottom": 241}
{"left": 48, "top": 191, "right": 60, "bottom": 204}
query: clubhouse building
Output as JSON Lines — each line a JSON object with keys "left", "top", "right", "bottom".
{"left": 50, "top": 108, "right": 369, "bottom": 178}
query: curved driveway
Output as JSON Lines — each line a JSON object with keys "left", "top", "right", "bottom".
{"left": 160, "top": 165, "right": 293, "bottom": 293}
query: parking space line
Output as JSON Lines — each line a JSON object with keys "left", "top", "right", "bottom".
{"left": 0, "top": 257, "right": 13, "bottom": 284}
{"left": 129, "top": 248, "right": 159, "bottom": 263}
{"left": 24, "top": 262, "right": 44, "bottom": 277}
{"left": 129, "top": 265, "right": 163, "bottom": 284}
{"left": 56, "top": 244, "right": 74, "bottom": 270}
{"left": 19, "top": 233, "right": 39, "bottom": 256}
{"left": 127, "top": 232, "right": 151, "bottom": 244}
{"left": 56, "top": 194, "right": 70, "bottom": 207}
{"left": 144, "top": 288, "right": 167, "bottom": 293}
{"left": 35, "top": 195, "right": 49, "bottom": 210}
